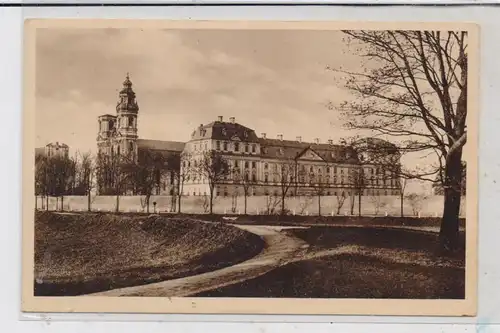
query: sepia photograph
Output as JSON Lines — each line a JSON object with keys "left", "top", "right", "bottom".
{"left": 22, "top": 20, "right": 478, "bottom": 316}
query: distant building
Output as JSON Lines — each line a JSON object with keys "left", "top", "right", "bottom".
{"left": 35, "top": 142, "right": 70, "bottom": 159}
{"left": 97, "top": 74, "right": 402, "bottom": 197}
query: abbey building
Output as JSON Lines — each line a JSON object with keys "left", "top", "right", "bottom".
{"left": 97, "top": 75, "right": 401, "bottom": 197}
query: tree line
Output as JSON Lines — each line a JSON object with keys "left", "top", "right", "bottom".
{"left": 35, "top": 146, "right": 411, "bottom": 217}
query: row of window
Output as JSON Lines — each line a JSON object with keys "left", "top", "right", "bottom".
{"left": 215, "top": 141, "right": 257, "bottom": 153}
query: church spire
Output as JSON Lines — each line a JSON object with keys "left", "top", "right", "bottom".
{"left": 116, "top": 73, "right": 139, "bottom": 113}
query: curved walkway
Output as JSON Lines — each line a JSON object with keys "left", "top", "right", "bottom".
{"left": 88, "top": 224, "right": 309, "bottom": 297}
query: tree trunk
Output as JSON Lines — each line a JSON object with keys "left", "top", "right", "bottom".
{"left": 358, "top": 191, "right": 362, "bottom": 217}
{"left": 177, "top": 194, "right": 182, "bottom": 213}
{"left": 46, "top": 195, "right": 49, "bottom": 211}
{"left": 281, "top": 193, "right": 286, "bottom": 215}
{"left": 35, "top": 196, "right": 38, "bottom": 210}
{"left": 439, "top": 150, "right": 464, "bottom": 252}
{"left": 87, "top": 190, "right": 91, "bottom": 212}
{"left": 61, "top": 196, "right": 64, "bottom": 211}
{"left": 400, "top": 192, "right": 404, "bottom": 217}
{"left": 146, "top": 195, "right": 150, "bottom": 213}
{"left": 244, "top": 194, "right": 247, "bottom": 215}
{"left": 350, "top": 193, "right": 355, "bottom": 215}
{"left": 115, "top": 194, "right": 120, "bottom": 213}
{"left": 318, "top": 195, "right": 321, "bottom": 216}
{"left": 209, "top": 186, "right": 214, "bottom": 215}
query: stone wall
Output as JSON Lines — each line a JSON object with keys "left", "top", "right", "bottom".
{"left": 35, "top": 194, "right": 466, "bottom": 217}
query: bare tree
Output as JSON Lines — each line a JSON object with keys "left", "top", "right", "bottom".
{"left": 309, "top": 169, "right": 330, "bottom": 216}
{"left": 96, "top": 152, "right": 132, "bottom": 213}
{"left": 195, "top": 150, "right": 230, "bottom": 214}
{"left": 370, "top": 194, "right": 389, "bottom": 215}
{"left": 233, "top": 169, "right": 255, "bottom": 215}
{"left": 46, "top": 155, "right": 75, "bottom": 211}
{"left": 165, "top": 152, "right": 190, "bottom": 213}
{"left": 406, "top": 192, "right": 428, "bottom": 216}
{"left": 398, "top": 177, "right": 408, "bottom": 217}
{"left": 265, "top": 195, "right": 281, "bottom": 215}
{"left": 297, "top": 194, "right": 314, "bottom": 215}
{"left": 76, "top": 152, "right": 96, "bottom": 212}
{"left": 336, "top": 191, "right": 348, "bottom": 215}
{"left": 274, "top": 159, "right": 298, "bottom": 215}
{"left": 126, "top": 150, "right": 168, "bottom": 213}
{"left": 34, "top": 154, "right": 49, "bottom": 210}
{"left": 349, "top": 166, "right": 367, "bottom": 217}
{"left": 331, "top": 30, "right": 469, "bottom": 251}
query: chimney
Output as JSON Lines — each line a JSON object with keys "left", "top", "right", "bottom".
{"left": 314, "top": 138, "right": 320, "bottom": 144}
{"left": 229, "top": 117, "right": 235, "bottom": 124}
{"left": 261, "top": 133, "right": 267, "bottom": 139}
{"left": 277, "top": 134, "right": 283, "bottom": 141}
{"left": 328, "top": 139, "right": 333, "bottom": 145}
{"left": 296, "top": 136, "right": 302, "bottom": 143}
{"left": 217, "top": 116, "right": 223, "bottom": 122}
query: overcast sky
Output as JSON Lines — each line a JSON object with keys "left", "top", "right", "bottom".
{"left": 34, "top": 28, "right": 368, "bottom": 151}
{"left": 35, "top": 27, "right": 453, "bottom": 193}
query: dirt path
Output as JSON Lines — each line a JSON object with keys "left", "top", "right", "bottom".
{"left": 88, "top": 224, "right": 309, "bottom": 297}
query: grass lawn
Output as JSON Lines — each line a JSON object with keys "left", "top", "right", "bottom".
{"left": 194, "top": 226, "right": 465, "bottom": 299}
{"left": 34, "top": 211, "right": 265, "bottom": 296}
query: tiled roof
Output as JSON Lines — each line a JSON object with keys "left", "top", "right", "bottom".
{"left": 190, "top": 121, "right": 260, "bottom": 143}
{"left": 136, "top": 139, "right": 185, "bottom": 152}
{"left": 259, "top": 138, "right": 359, "bottom": 164}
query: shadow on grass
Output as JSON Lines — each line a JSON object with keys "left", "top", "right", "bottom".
{"left": 194, "top": 253, "right": 465, "bottom": 299}
{"left": 193, "top": 226, "right": 465, "bottom": 299}
{"left": 287, "top": 226, "right": 465, "bottom": 260}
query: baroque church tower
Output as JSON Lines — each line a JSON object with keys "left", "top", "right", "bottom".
{"left": 97, "top": 73, "right": 139, "bottom": 157}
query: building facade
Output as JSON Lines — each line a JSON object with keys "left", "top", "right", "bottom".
{"left": 97, "top": 75, "right": 401, "bottom": 198}
{"left": 35, "top": 142, "right": 70, "bottom": 159}
{"left": 181, "top": 117, "right": 401, "bottom": 198}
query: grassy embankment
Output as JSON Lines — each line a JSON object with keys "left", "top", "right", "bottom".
{"left": 34, "top": 211, "right": 265, "bottom": 296}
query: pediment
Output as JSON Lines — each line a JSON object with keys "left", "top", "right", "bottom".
{"left": 231, "top": 135, "right": 241, "bottom": 141}
{"left": 297, "top": 147, "right": 325, "bottom": 161}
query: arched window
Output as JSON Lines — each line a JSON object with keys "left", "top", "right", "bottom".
{"left": 264, "top": 163, "right": 268, "bottom": 170}
{"left": 129, "top": 142, "right": 133, "bottom": 152}
{"left": 235, "top": 142, "right": 240, "bottom": 152}
{"left": 117, "top": 145, "right": 121, "bottom": 155}
{"left": 128, "top": 116, "right": 134, "bottom": 127}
